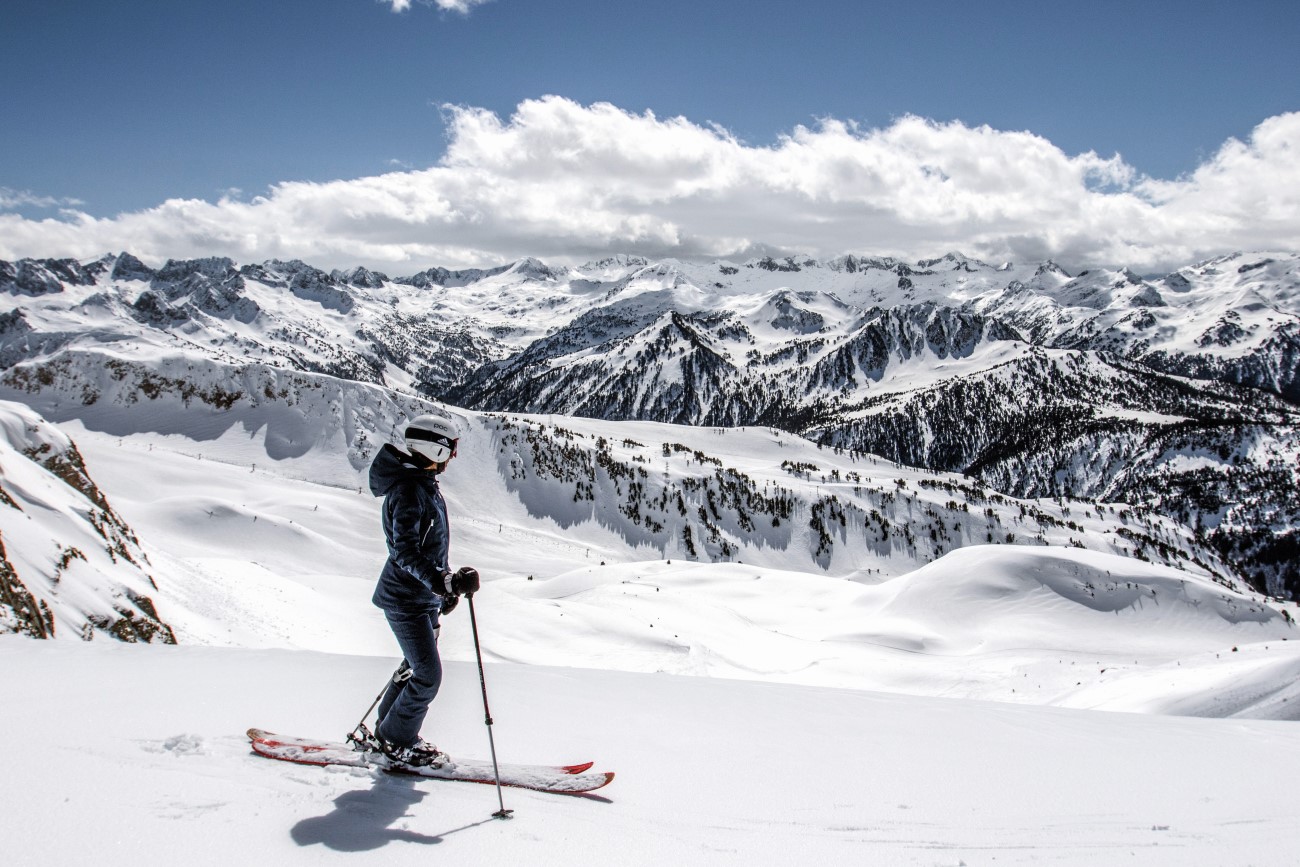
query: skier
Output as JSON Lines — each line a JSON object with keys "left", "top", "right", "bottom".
{"left": 364, "top": 412, "right": 480, "bottom": 766}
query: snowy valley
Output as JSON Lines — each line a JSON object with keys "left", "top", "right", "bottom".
{"left": 2, "top": 249, "right": 1300, "bottom": 865}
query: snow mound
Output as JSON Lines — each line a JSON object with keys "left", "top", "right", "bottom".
{"left": 866, "top": 545, "right": 1287, "bottom": 654}
{"left": 1060, "top": 641, "right": 1300, "bottom": 720}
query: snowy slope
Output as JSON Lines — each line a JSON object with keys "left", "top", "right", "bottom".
{"left": 4, "top": 639, "right": 1300, "bottom": 867}
{"left": 0, "top": 400, "right": 173, "bottom": 642}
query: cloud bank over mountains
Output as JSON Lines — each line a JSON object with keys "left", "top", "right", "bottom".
{"left": 2, "top": 97, "right": 1297, "bottom": 272}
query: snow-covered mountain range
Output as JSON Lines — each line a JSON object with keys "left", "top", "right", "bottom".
{"left": 3, "top": 249, "right": 1297, "bottom": 601}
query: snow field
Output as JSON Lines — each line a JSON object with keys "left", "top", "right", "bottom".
{"left": 4, "top": 638, "right": 1299, "bottom": 866}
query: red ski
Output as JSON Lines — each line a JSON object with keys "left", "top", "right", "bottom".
{"left": 247, "top": 728, "right": 614, "bottom": 795}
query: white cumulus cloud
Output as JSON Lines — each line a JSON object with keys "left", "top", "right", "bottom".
{"left": 2, "top": 97, "right": 1298, "bottom": 272}
{"left": 0, "top": 187, "right": 84, "bottom": 211}
{"left": 382, "top": 0, "right": 492, "bottom": 13}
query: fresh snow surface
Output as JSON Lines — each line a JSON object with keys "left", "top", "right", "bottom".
{"left": 5, "top": 640, "right": 1300, "bottom": 866}
{"left": 3, "top": 404, "right": 1299, "bottom": 864}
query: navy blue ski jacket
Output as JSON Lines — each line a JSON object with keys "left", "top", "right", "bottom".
{"left": 369, "top": 443, "right": 450, "bottom": 612}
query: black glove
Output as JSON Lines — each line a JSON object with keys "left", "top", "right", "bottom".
{"left": 440, "top": 593, "right": 459, "bottom": 616}
{"left": 450, "top": 566, "right": 480, "bottom": 596}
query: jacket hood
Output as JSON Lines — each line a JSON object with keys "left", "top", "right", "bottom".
{"left": 369, "top": 443, "right": 432, "bottom": 497}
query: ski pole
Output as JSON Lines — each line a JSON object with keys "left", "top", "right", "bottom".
{"left": 467, "top": 592, "right": 513, "bottom": 820}
{"left": 348, "top": 661, "right": 410, "bottom": 746}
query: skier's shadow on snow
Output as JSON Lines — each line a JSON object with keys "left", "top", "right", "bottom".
{"left": 291, "top": 776, "right": 487, "bottom": 851}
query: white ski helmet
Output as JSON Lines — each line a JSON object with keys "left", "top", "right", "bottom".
{"left": 404, "top": 413, "right": 460, "bottom": 464}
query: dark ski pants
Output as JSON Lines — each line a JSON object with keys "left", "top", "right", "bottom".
{"left": 375, "top": 607, "right": 443, "bottom": 748}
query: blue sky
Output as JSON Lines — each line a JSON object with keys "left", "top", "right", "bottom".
{"left": 2, "top": 0, "right": 1298, "bottom": 271}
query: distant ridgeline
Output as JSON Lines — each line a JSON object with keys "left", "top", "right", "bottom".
{"left": 2, "top": 250, "right": 1298, "bottom": 600}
